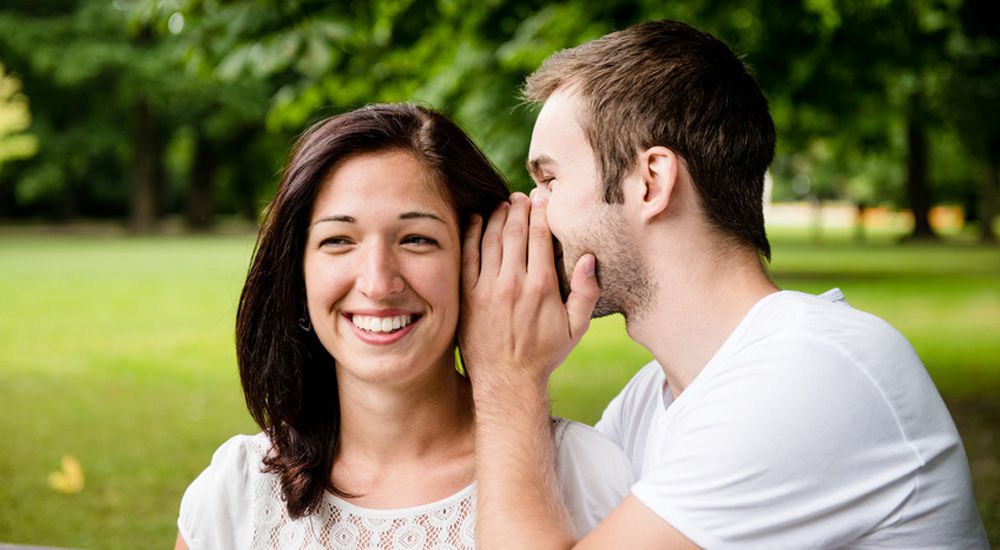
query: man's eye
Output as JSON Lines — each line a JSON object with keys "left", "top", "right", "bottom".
{"left": 402, "top": 235, "right": 439, "bottom": 246}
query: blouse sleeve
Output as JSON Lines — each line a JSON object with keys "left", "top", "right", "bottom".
{"left": 177, "top": 434, "right": 258, "bottom": 550}
{"left": 553, "top": 418, "right": 634, "bottom": 538}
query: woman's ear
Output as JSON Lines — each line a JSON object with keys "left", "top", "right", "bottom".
{"left": 628, "top": 146, "right": 679, "bottom": 224}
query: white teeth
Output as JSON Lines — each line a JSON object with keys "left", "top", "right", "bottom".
{"left": 351, "top": 314, "right": 414, "bottom": 334}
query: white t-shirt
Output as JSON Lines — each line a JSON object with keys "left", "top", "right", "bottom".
{"left": 596, "top": 289, "right": 988, "bottom": 549}
{"left": 179, "top": 417, "right": 631, "bottom": 549}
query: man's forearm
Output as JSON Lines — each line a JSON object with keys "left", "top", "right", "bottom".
{"left": 474, "top": 383, "right": 574, "bottom": 549}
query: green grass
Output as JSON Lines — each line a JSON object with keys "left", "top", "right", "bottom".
{"left": 1, "top": 230, "right": 997, "bottom": 547}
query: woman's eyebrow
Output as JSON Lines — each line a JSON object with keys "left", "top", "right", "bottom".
{"left": 400, "top": 211, "right": 446, "bottom": 223}
{"left": 310, "top": 215, "right": 355, "bottom": 229}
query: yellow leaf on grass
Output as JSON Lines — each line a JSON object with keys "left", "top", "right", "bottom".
{"left": 48, "top": 454, "right": 85, "bottom": 494}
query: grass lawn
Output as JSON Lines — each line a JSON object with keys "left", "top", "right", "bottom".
{"left": 0, "top": 228, "right": 997, "bottom": 547}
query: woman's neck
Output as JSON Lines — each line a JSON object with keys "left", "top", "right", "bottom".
{"left": 332, "top": 365, "right": 476, "bottom": 507}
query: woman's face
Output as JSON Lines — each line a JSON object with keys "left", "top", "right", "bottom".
{"left": 303, "top": 150, "right": 461, "bottom": 388}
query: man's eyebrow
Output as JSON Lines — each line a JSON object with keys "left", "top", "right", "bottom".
{"left": 400, "top": 211, "right": 446, "bottom": 223}
{"left": 527, "top": 155, "right": 557, "bottom": 176}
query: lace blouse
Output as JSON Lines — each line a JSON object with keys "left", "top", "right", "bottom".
{"left": 178, "top": 419, "right": 632, "bottom": 549}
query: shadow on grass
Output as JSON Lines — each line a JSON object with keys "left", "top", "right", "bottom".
{"left": 944, "top": 394, "right": 1000, "bottom": 543}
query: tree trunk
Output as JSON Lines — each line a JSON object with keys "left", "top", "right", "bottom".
{"left": 185, "top": 132, "right": 217, "bottom": 232}
{"left": 854, "top": 201, "right": 867, "bottom": 245}
{"left": 905, "top": 91, "right": 937, "bottom": 241}
{"left": 981, "top": 152, "right": 998, "bottom": 243}
{"left": 809, "top": 195, "right": 822, "bottom": 243}
{"left": 227, "top": 128, "right": 260, "bottom": 223}
{"left": 129, "top": 99, "right": 158, "bottom": 234}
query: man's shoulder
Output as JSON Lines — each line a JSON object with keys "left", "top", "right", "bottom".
{"left": 740, "top": 289, "right": 915, "bottom": 363}
{"left": 779, "top": 288, "right": 903, "bottom": 336}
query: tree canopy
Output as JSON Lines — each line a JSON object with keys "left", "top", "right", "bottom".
{"left": 0, "top": 0, "right": 996, "bottom": 240}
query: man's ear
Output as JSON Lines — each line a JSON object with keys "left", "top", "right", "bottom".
{"left": 629, "top": 146, "right": 679, "bottom": 224}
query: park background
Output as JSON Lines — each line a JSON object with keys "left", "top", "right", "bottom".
{"left": 0, "top": 0, "right": 997, "bottom": 547}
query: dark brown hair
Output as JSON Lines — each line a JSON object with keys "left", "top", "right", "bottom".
{"left": 524, "top": 20, "right": 776, "bottom": 259}
{"left": 235, "top": 103, "right": 509, "bottom": 518}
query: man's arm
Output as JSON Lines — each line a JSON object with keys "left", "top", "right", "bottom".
{"left": 460, "top": 194, "right": 584, "bottom": 546}
{"left": 459, "top": 193, "right": 698, "bottom": 549}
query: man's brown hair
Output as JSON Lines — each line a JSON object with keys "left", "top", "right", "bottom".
{"left": 524, "top": 20, "right": 775, "bottom": 259}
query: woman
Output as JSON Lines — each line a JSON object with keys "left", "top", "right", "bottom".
{"left": 175, "top": 104, "right": 631, "bottom": 549}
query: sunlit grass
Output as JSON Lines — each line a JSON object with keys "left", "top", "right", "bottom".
{"left": 0, "top": 230, "right": 997, "bottom": 547}
{"left": 0, "top": 236, "right": 258, "bottom": 548}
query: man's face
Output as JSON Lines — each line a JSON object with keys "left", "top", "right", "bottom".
{"left": 527, "top": 89, "right": 652, "bottom": 319}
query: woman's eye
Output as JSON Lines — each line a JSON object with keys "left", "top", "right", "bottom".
{"left": 402, "top": 235, "right": 439, "bottom": 246}
{"left": 319, "top": 236, "right": 353, "bottom": 247}
{"left": 538, "top": 176, "right": 555, "bottom": 188}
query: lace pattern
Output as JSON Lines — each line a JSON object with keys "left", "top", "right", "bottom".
{"left": 246, "top": 437, "right": 476, "bottom": 550}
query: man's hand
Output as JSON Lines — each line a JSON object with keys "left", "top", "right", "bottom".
{"left": 459, "top": 192, "right": 600, "bottom": 548}
{"left": 459, "top": 192, "right": 599, "bottom": 399}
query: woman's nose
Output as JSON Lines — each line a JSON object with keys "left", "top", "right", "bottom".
{"left": 356, "top": 245, "right": 404, "bottom": 299}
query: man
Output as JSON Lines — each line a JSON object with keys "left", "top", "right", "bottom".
{"left": 459, "top": 20, "right": 988, "bottom": 548}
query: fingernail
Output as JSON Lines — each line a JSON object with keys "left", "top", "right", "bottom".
{"left": 531, "top": 194, "right": 547, "bottom": 206}
{"left": 511, "top": 193, "right": 529, "bottom": 203}
{"left": 584, "top": 255, "right": 596, "bottom": 277}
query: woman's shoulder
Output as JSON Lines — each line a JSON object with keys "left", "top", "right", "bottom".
{"left": 553, "top": 417, "right": 629, "bottom": 458}
{"left": 552, "top": 417, "right": 633, "bottom": 479}
{"left": 551, "top": 417, "right": 633, "bottom": 536}
{"left": 178, "top": 432, "right": 271, "bottom": 549}
{"left": 210, "top": 432, "right": 269, "bottom": 467}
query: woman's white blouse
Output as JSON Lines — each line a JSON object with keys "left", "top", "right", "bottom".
{"left": 178, "top": 418, "right": 633, "bottom": 549}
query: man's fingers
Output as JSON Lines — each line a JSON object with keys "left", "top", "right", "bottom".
{"left": 461, "top": 214, "right": 484, "bottom": 291}
{"left": 479, "top": 202, "right": 509, "bottom": 280}
{"left": 527, "top": 195, "right": 556, "bottom": 280}
{"left": 565, "top": 254, "right": 599, "bottom": 340}
{"left": 499, "top": 193, "right": 531, "bottom": 280}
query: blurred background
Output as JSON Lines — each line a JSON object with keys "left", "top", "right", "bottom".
{"left": 0, "top": 0, "right": 997, "bottom": 547}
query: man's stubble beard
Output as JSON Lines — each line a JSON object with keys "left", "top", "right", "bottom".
{"left": 555, "top": 204, "right": 655, "bottom": 322}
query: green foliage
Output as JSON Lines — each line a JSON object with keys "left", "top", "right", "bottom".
{"left": 0, "top": 1, "right": 996, "bottom": 230}
{"left": 0, "top": 63, "right": 38, "bottom": 173}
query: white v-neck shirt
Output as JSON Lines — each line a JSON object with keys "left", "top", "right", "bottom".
{"left": 597, "top": 289, "right": 987, "bottom": 549}
{"left": 179, "top": 418, "right": 632, "bottom": 549}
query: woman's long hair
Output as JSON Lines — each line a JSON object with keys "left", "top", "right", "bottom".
{"left": 236, "top": 104, "right": 509, "bottom": 518}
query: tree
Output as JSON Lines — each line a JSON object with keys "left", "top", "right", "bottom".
{"left": 0, "top": 1, "right": 170, "bottom": 227}
{"left": 943, "top": 0, "right": 999, "bottom": 242}
{"left": 0, "top": 62, "right": 37, "bottom": 172}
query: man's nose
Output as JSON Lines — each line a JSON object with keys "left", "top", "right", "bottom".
{"left": 357, "top": 244, "right": 405, "bottom": 299}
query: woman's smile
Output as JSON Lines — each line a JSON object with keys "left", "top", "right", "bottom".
{"left": 343, "top": 310, "right": 423, "bottom": 344}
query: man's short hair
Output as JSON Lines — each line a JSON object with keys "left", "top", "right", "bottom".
{"left": 524, "top": 20, "right": 776, "bottom": 260}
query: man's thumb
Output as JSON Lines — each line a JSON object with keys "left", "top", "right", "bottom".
{"left": 566, "top": 254, "right": 599, "bottom": 339}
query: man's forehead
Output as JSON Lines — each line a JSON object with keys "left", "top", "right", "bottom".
{"left": 528, "top": 91, "right": 589, "bottom": 168}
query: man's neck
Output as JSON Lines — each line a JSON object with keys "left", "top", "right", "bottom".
{"left": 625, "top": 243, "right": 778, "bottom": 399}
